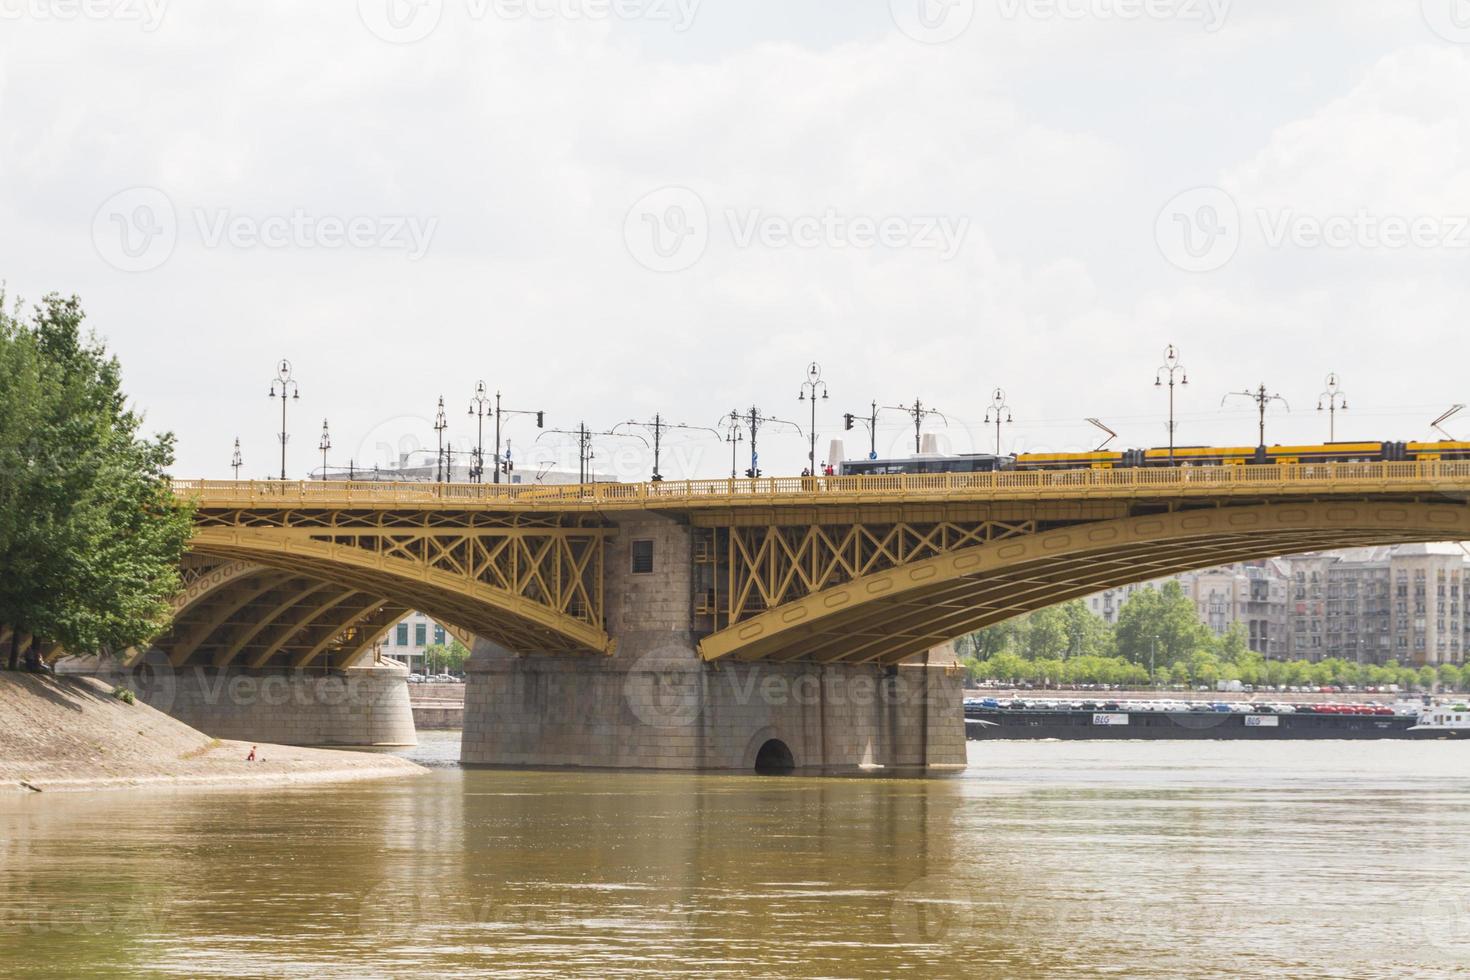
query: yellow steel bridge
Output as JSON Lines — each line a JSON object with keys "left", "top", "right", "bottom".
{"left": 152, "top": 462, "right": 1470, "bottom": 670}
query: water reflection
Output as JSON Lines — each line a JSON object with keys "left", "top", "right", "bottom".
{"left": 1, "top": 741, "right": 1468, "bottom": 977}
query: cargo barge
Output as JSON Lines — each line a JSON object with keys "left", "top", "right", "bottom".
{"left": 963, "top": 699, "right": 1469, "bottom": 740}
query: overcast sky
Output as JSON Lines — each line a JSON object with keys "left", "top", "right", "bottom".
{"left": 4, "top": 1, "right": 1470, "bottom": 480}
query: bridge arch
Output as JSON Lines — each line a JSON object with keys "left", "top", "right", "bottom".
{"left": 144, "top": 557, "right": 412, "bottom": 670}
{"left": 185, "top": 526, "right": 613, "bottom": 660}
{"left": 753, "top": 739, "right": 796, "bottom": 774}
{"left": 698, "top": 501, "right": 1470, "bottom": 665}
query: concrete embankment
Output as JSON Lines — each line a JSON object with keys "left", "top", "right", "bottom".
{"left": 409, "top": 681, "right": 465, "bottom": 729}
{"left": 0, "top": 673, "right": 425, "bottom": 794}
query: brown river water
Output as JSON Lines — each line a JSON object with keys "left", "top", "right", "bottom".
{"left": 1, "top": 734, "right": 1468, "bottom": 978}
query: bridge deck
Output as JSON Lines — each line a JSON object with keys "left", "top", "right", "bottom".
{"left": 173, "top": 461, "right": 1470, "bottom": 511}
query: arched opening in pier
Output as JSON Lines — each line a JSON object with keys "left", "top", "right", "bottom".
{"left": 754, "top": 738, "right": 795, "bottom": 775}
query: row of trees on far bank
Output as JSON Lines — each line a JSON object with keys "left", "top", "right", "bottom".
{"left": 420, "top": 640, "right": 470, "bottom": 674}
{"left": 957, "top": 581, "right": 1466, "bottom": 693}
{"left": 0, "top": 293, "right": 192, "bottom": 669}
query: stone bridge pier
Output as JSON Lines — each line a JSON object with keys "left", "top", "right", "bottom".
{"left": 461, "top": 514, "right": 967, "bottom": 773}
{"left": 82, "top": 657, "right": 417, "bottom": 748}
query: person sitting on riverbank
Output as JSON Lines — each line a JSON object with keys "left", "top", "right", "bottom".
{"left": 246, "top": 746, "right": 256, "bottom": 762}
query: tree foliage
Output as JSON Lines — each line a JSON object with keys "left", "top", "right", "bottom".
{"left": 1114, "top": 581, "right": 1213, "bottom": 668}
{"left": 422, "top": 640, "right": 470, "bottom": 674}
{"left": 0, "top": 293, "right": 193, "bottom": 665}
{"left": 957, "top": 585, "right": 1463, "bottom": 693}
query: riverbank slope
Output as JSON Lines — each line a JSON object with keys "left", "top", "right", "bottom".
{"left": 0, "top": 672, "right": 425, "bottom": 793}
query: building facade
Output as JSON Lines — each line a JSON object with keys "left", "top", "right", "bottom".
{"left": 1085, "top": 560, "right": 1292, "bottom": 659}
{"left": 379, "top": 612, "right": 457, "bottom": 675}
{"left": 1086, "top": 544, "right": 1470, "bottom": 666}
{"left": 1284, "top": 544, "right": 1467, "bottom": 667}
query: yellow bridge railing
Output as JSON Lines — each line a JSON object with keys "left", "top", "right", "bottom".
{"left": 172, "top": 461, "right": 1470, "bottom": 510}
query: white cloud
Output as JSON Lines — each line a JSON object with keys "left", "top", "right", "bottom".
{"left": 0, "top": 3, "right": 1467, "bottom": 479}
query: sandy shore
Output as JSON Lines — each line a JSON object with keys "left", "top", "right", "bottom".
{"left": 1, "top": 672, "right": 426, "bottom": 794}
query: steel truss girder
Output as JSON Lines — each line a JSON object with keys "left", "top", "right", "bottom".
{"left": 188, "top": 523, "right": 611, "bottom": 657}
{"left": 697, "top": 500, "right": 1470, "bottom": 665}
{"left": 183, "top": 508, "right": 611, "bottom": 656}
{"left": 723, "top": 520, "right": 1037, "bottom": 624}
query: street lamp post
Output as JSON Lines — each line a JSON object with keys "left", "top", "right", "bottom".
{"left": 493, "top": 391, "right": 503, "bottom": 484}
{"left": 317, "top": 419, "right": 331, "bottom": 480}
{"left": 887, "top": 400, "right": 947, "bottom": 455}
{"left": 467, "top": 382, "right": 491, "bottom": 484}
{"left": 1317, "top": 373, "right": 1348, "bottom": 442}
{"left": 649, "top": 414, "right": 666, "bottom": 481}
{"left": 725, "top": 416, "right": 743, "bottom": 479}
{"left": 612, "top": 416, "right": 723, "bottom": 482}
{"left": 729, "top": 407, "right": 802, "bottom": 478}
{"left": 1223, "top": 384, "right": 1290, "bottom": 456}
{"left": 434, "top": 396, "right": 448, "bottom": 483}
{"left": 267, "top": 359, "right": 299, "bottom": 480}
{"left": 538, "top": 423, "right": 630, "bottom": 486}
{"left": 747, "top": 406, "right": 761, "bottom": 478}
{"left": 231, "top": 438, "right": 243, "bottom": 480}
{"left": 984, "top": 388, "right": 1014, "bottom": 456}
{"left": 797, "top": 361, "right": 829, "bottom": 474}
{"left": 1155, "top": 344, "right": 1189, "bottom": 462}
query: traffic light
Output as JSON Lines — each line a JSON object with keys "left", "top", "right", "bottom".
{"left": 535, "top": 411, "right": 545, "bottom": 428}
{"left": 744, "top": 468, "right": 754, "bottom": 478}
{"left": 844, "top": 413, "right": 855, "bottom": 431}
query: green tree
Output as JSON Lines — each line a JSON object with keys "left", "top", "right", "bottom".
{"left": 1188, "top": 650, "right": 1222, "bottom": 687}
{"left": 1060, "top": 600, "right": 1115, "bottom": 660}
{"left": 1114, "top": 582, "right": 1212, "bottom": 670}
{"left": 421, "top": 640, "right": 470, "bottom": 674}
{"left": 960, "top": 619, "right": 1023, "bottom": 660}
{"left": 1215, "top": 622, "right": 1251, "bottom": 663}
{"left": 1021, "top": 605, "right": 1070, "bottom": 661}
{"left": 0, "top": 294, "right": 192, "bottom": 668}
